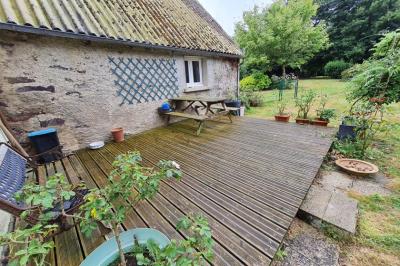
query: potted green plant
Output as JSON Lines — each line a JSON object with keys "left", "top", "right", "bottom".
{"left": 295, "top": 91, "right": 316, "bottom": 124}
{"left": 313, "top": 109, "right": 336, "bottom": 126}
{"left": 78, "top": 152, "right": 214, "bottom": 266}
{"left": 311, "top": 94, "right": 336, "bottom": 126}
{"left": 274, "top": 102, "right": 290, "bottom": 122}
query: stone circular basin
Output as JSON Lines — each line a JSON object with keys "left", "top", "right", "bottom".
{"left": 335, "top": 159, "right": 379, "bottom": 176}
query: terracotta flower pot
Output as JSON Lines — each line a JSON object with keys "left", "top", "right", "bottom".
{"left": 274, "top": 114, "right": 290, "bottom": 122}
{"left": 295, "top": 118, "right": 310, "bottom": 125}
{"left": 311, "top": 119, "right": 329, "bottom": 127}
{"left": 369, "top": 97, "right": 386, "bottom": 104}
{"left": 111, "top": 127, "right": 124, "bottom": 142}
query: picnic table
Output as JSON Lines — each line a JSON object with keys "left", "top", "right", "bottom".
{"left": 165, "top": 96, "right": 238, "bottom": 135}
{"left": 169, "top": 96, "right": 228, "bottom": 115}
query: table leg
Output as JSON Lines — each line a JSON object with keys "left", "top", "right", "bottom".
{"left": 206, "top": 103, "right": 215, "bottom": 115}
{"left": 182, "top": 101, "right": 195, "bottom": 112}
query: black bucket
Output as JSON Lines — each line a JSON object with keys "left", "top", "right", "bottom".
{"left": 225, "top": 100, "right": 241, "bottom": 116}
{"left": 27, "top": 128, "right": 61, "bottom": 163}
{"left": 338, "top": 124, "right": 356, "bottom": 140}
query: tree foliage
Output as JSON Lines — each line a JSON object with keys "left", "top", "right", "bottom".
{"left": 348, "top": 30, "right": 400, "bottom": 105}
{"left": 235, "top": 0, "right": 329, "bottom": 76}
{"left": 302, "top": 0, "right": 400, "bottom": 76}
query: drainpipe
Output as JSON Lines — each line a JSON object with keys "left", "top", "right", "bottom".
{"left": 236, "top": 59, "right": 240, "bottom": 99}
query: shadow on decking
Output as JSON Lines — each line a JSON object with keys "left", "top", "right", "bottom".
{"left": 38, "top": 117, "right": 335, "bottom": 266}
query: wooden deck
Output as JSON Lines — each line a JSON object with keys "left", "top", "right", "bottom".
{"left": 37, "top": 117, "right": 335, "bottom": 265}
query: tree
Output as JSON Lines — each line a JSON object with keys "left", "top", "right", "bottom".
{"left": 302, "top": 0, "right": 400, "bottom": 76}
{"left": 235, "top": 0, "right": 329, "bottom": 77}
{"left": 348, "top": 30, "right": 400, "bottom": 105}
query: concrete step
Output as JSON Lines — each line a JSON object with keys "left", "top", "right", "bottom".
{"left": 300, "top": 186, "right": 358, "bottom": 234}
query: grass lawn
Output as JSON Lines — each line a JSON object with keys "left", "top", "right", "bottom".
{"left": 246, "top": 79, "right": 400, "bottom": 264}
{"left": 246, "top": 79, "right": 349, "bottom": 126}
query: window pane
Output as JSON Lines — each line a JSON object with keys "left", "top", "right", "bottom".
{"left": 192, "top": 61, "right": 200, "bottom": 83}
{"left": 184, "top": 61, "right": 190, "bottom": 83}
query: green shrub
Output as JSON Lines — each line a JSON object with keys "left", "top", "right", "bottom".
{"left": 239, "top": 91, "right": 264, "bottom": 109}
{"left": 324, "top": 60, "right": 352, "bottom": 78}
{"left": 240, "top": 72, "right": 271, "bottom": 91}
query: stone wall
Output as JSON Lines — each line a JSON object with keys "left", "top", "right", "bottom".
{"left": 0, "top": 31, "right": 238, "bottom": 152}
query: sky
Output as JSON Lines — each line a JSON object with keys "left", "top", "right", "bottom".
{"left": 197, "top": 0, "right": 273, "bottom": 36}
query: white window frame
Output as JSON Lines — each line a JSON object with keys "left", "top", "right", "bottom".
{"left": 184, "top": 57, "right": 203, "bottom": 87}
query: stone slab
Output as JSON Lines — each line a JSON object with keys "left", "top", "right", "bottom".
{"left": 323, "top": 191, "right": 358, "bottom": 234}
{"left": 301, "top": 186, "right": 332, "bottom": 218}
{"left": 318, "top": 171, "right": 353, "bottom": 192}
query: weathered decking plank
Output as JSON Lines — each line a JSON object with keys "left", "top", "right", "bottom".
{"left": 42, "top": 117, "right": 334, "bottom": 266}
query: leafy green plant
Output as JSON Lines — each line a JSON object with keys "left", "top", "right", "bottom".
{"left": 318, "top": 109, "right": 336, "bottom": 121}
{"left": 240, "top": 91, "right": 264, "bottom": 109}
{"left": 78, "top": 151, "right": 189, "bottom": 266}
{"left": 324, "top": 60, "right": 352, "bottom": 78}
{"left": 335, "top": 102, "right": 387, "bottom": 159}
{"left": 274, "top": 247, "right": 287, "bottom": 261}
{"left": 295, "top": 91, "right": 316, "bottom": 119}
{"left": 0, "top": 174, "right": 80, "bottom": 266}
{"left": 129, "top": 214, "right": 214, "bottom": 265}
{"left": 276, "top": 101, "right": 288, "bottom": 115}
{"left": 0, "top": 224, "right": 57, "bottom": 266}
{"left": 240, "top": 72, "right": 271, "bottom": 91}
{"left": 15, "top": 174, "right": 80, "bottom": 222}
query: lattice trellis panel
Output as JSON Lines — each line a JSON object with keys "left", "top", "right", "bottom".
{"left": 109, "top": 57, "right": 179, "bottom": 106}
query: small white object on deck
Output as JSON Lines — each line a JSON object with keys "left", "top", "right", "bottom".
{"left": 89, "top": 141, "right": 105, "bottom": 150}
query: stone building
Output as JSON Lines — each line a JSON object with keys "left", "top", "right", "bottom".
{"left": 0, "top": 0, "right": 241, "bottom": 151}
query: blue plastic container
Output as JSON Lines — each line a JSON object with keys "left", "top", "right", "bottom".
{"left": 27, "top": 128, "right": 60, "bottom": 163}
{"left": 80, "top": 228, "right": 170, "bottom": 266}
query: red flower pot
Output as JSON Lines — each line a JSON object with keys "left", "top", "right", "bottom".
{"left": 111, "top": 127, "right": 124, "bottom": 142}
{"left": 295, "top": 118, "right": 310, "bottom": 125}
{"left": 274, "top": 114, "right": 290, "bottom": 122}
{"left": 311, "top": 119, "right": 329, "bottom": 126}
{"left": 369, "top": 97, "right": 386, "bottom": 104}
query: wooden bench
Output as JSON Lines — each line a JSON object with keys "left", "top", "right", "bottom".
{"left": 165, "top": 112, "right": 209, "bottom": 135}
{"left": 211, "top": 106, "right": 240, "bottom": 122}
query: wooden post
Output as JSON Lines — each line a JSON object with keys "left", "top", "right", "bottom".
{"left": 0, "top": 114, "right": 29, "bottom": 157}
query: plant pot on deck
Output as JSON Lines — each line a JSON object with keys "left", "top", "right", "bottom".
{"left": 274, "top": 114, "right": 290, "bottom": 122}
{"left": 295, "top": 118, "right": 310, "bottom": 125}
{"left": 311, "top": 119, "right": 329, "bottom": 127}
{"left": 80, "top": 228, "right": 170, "bottom": 266}
{"left": 111, "top": 128, "right": 124, "bottom": 142}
